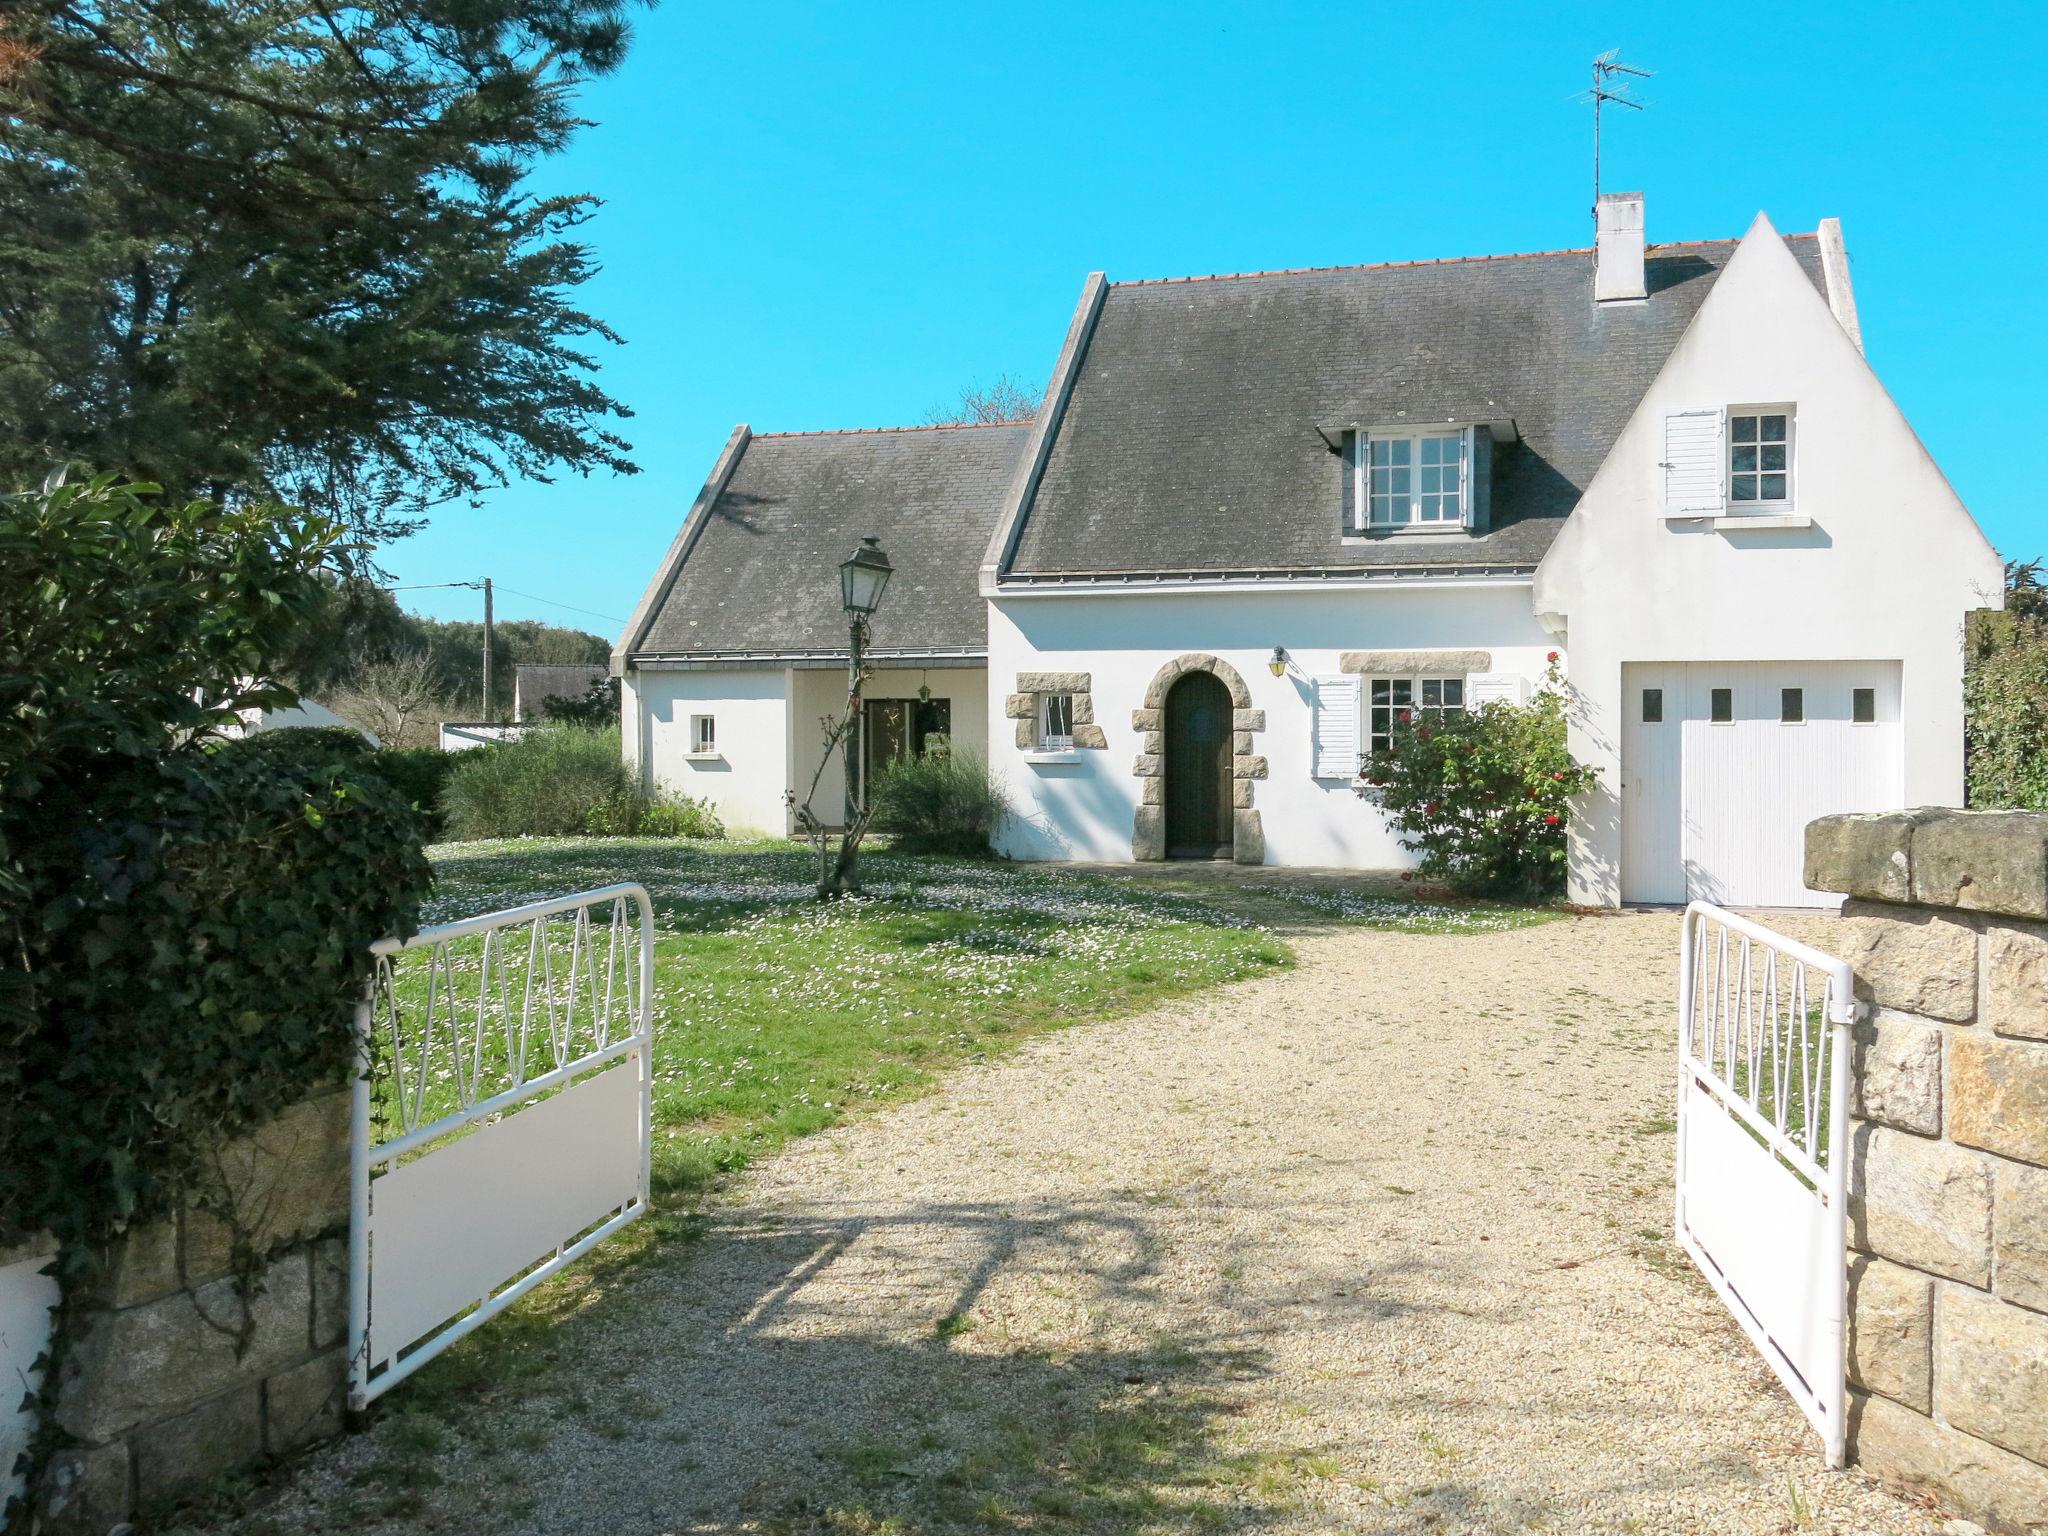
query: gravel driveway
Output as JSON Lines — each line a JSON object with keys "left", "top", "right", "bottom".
{"left": 232, "top": 910, "right": 1941, "bottom": 1536}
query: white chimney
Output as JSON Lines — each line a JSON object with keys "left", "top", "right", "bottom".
{"left": 1594, "top": 191, "right": 1646, "bottom": 303}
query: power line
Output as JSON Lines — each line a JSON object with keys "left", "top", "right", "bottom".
{"left": 380, "top": 578, "right": 622, "bottom": 626}
{"left": 492, "top": 584, "right": 627, "bottom": 627}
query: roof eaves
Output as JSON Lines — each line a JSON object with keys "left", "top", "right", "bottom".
{"left": 995, "top": 565, "right": 1538, "bottom": 592}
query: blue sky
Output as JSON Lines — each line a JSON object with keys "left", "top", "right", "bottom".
{"left": 385, "top": 0, "right": 2048, "bottom": 630}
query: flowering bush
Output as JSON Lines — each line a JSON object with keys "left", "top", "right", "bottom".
{"left": 1357, "top": 659, "right": 1598, "bottom": 900}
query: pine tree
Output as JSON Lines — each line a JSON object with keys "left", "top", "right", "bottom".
{"left": 0, "top": 0, "right": 640, "bottom": 538}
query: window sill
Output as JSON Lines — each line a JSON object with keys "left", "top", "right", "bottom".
{"left": 1342, "top": 524, "right": 1469, "bottom": 544}
{"left": 1663, "top": 511, "right": 1811, "bottom": 531}
{"left": 1714, "top": 513, "right": 1810, "bottom": 531}
{"left": 1022, "top": 750, "right": 1083, "bottom": 765}
{"left": 681, "top": 751, "right": 724, "bottom": 762}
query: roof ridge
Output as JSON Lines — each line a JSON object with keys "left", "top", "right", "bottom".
{"left": 753, "top": 420, "right": 1030, "bottom": 440}
{"left": 1110, "top": 231, "right": 1818, "bottom": 289}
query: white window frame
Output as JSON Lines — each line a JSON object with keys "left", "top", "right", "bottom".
{"left": 1037, "top": 693, "right": 1075, "bottom": 753}
{"left": 1365, "top": 674, "right": 1466, "bottom": 755}
{"left": 1726, "top": 405, "right": 1795, "bottom": 513}
{"left": 688, "top": 714, "right": 717, "bottom": 756}
{"left": 1356, "top": 426, "right": 1471, "bottom": 531}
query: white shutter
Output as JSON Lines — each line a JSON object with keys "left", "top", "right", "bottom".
{"left": 1310, "top": 674, "right": 1359, "bottom": 780}
{"left": 1467, "top": 672, "right": 1528, "bottom": 707}
{"left": 1663, "top": 408, "right": 1726, "bottom": 516}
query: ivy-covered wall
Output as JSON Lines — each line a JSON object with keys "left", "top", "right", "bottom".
{"left": 36, "top": 1092, "right": 353, "bottom": 1531}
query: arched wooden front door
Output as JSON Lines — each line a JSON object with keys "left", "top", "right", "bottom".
{"left": 1164, "top": 671, "right": 1233, "bottom": 859}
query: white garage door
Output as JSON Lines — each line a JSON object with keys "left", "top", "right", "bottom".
{"left": 1621, "top": 662, "right": 1903, "bottom": 907}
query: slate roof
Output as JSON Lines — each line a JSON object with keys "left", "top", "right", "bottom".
{"left": 514, "top": 663, "right": 607, "bottom": 719}
{"left": 1003, "top": 236, "right": 1830, "bottom": 577}
{"left": 631, "top": 424, "right": 1029, "bottom": 658}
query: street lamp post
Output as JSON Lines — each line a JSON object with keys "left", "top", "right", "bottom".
{"left": 838, "top": 536, "right": 894, "bottom": 831}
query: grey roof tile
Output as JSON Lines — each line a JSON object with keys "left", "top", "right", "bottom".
{"left": 634, "top": 424, "right": 1028, "bottom": 658}
{"left": 1006, "top": 236, "right": 1829, "bottom": 575}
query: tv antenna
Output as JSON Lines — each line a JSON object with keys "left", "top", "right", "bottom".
{"left": 1585, "top": 49, "right": 1651, "bottom": 226}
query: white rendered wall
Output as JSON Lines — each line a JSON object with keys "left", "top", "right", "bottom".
{"left": 1, "top": 1250, "right": 57, "bottom": 1510}
{"left": 1533, "top": 216, "right": 2004, "bottom": 906}
{"left": 988, "top": 585, "right": 1554, "bottom": 867}
{"left": 630, "top": 667, "right": 791, "bottom": 837}
{"left": 788, "top": 665, "right": 989, "bottom": 827}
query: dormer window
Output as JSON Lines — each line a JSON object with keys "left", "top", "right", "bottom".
{"left": 1366, "top": 430, "right": 1466, "bottom": 527}
{"left": 1345, "top": 425, "right": 1493, "bottom": 535}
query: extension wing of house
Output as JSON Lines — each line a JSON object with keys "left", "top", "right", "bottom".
{"left": 617, "top": 195, "right": 2003, "bottom": 906}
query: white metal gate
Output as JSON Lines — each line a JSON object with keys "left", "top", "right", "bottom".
{"left": 1676, "top": 902, "right": 1857, "bottom": 1466}
{"left": 349, "top": 884, "right": 653, "bottom": 1408}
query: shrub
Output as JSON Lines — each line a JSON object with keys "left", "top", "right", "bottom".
{"left": 638, "top": 791, "right": 725, "bottom": 839}
{"left": 441, "top": 725, "right": 724, "bottom": 840}
{"left": 1359, "top": 661, "right": 1597, "bottom": 901}
{"left": 372, "top": 747, "right": 462, "bottom": 840}
{"left": 1965, "top": 571, "right": 2048, "bottom": 810}
{"left": 231, "top": 729, "right": 459, "bottom": 838}
{"left": 869, "top": 747, "right": 1010, "bottom": 856}
{"left": 442, "top": 725, "right": 631, "bottom": 837}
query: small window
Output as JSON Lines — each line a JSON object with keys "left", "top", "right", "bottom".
{"left": 1780, "top": 687, "right": 1804, "bottom": 724}
{"left": 1729, "top": 409, "right": 1792, "bottom": 507}
{"left": 1709, "top": 687, "right": 1734, "bottom": 724}
{"left": 1853, "top": 687, "right": 1877, "bottom": 725}
{"left": 1642, "top": 688, "right": 1663, "bottom": 724}
{"left": 690, "top": 714, "right": 716, "bottom": 754}
{"left": 1038, "top": 693, "right": 1075, "bottom": 752}
{"left": 1367, "top": 675, "right": 1465, "bottom": 754}
{"left": 1363, "top": 430, "right": 1467, "bottom": 528}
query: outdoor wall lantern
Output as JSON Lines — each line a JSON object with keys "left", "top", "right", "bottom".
{"left": 1269, "top": 646, "right": 1288, "bottom": 678}
{"left": 839, "top": 536, "right": 894, "bottom": 826}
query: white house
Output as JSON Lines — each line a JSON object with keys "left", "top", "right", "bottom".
{"left": 616, "top": 196, "right": 2003, "bottom": 906}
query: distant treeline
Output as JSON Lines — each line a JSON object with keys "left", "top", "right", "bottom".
{"left": 283, "top": 579, "right": 608, "bottom": 719}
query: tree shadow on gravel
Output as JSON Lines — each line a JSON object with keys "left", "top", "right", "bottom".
{"left": 212, "top": 1199, "right": 1404, "bottom": 1536}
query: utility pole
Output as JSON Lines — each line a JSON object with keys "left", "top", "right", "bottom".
{"left": 480, "top": 577, "right": 494, "bottom": 723}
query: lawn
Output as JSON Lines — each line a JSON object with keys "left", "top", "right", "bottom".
{"left": 400, "top": 837, "right": 1557, "bottom": 1196}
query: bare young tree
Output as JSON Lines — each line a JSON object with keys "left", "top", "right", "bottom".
{"left": 920, "top": 374, "right": 1041, "bottom": 427}
{"left": 786, "top": 662, "right": 874, "bottom": 899}
{"left": 325, "top": 650, "right": 454, "bottom": 748}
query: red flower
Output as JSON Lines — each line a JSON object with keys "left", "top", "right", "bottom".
{"left": 1544, "top": 813, "right": 1561, "bottom": 826}
{"left": 1416, "top": 725, "right": 1431, "bottom": 740}
{"left": 1552, "top": 770, "right": 1567, "bottom": 782}
{"left": 1546, "top": 650, "right": 1559, "bottom": 663}
{"left": 1400, "top": 871, "right": 1414, "bottom": 882}
{"left": 1425, "top": 802, "right": 1439, "bottom": 815}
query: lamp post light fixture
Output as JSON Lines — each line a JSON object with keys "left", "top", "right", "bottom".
{"left": 838, "top": 536, "right": 894, "bottom": 829}
{"left": 1268, "top": 646, "right": 1288, "bottom": 678}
